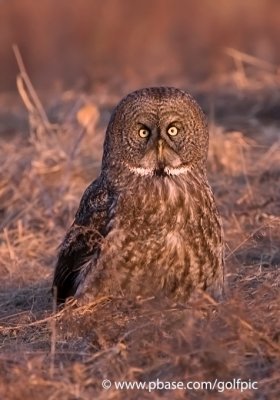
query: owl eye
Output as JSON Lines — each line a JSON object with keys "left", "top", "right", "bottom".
{"left": 138, "top": 128, "right": 150, "bottom": 138}
{"left": 167, "top": 126, "right": 178, "bottom": 136}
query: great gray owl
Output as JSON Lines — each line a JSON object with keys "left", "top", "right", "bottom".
{"left": 53, "top": 87, "right": 224, "bottom": 303}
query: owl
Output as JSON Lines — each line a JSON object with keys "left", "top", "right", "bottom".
{"left": 53, "top": 87, "right": 224, "bottom": 303}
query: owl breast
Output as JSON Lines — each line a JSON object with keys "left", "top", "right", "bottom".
{"left": 86, "top": 173, "right": 223, "bottom": 301}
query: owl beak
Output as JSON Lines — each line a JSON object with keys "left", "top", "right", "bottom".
{"left": 158, "top": 139, "right": 164, "bottom": 162}
{"left": 155, "top": 139, "right": 166, "bottom": 174}
{"left": 155, "top": 138, "right": 182, "bottom": 174}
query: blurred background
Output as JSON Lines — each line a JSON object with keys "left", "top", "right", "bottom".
{"left": 1, "top": 0, "right": 280, "bottom": 92}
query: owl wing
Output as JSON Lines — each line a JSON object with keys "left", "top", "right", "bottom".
{"left": 52, "top": 177, "right": 113, "bottom": 302}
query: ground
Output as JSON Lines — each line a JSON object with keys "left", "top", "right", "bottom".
{"left": 0, "top": 71, "right": 279, "bottom": 400}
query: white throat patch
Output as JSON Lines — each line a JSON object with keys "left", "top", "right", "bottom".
{"left": 128, "top": 165, "right": 190, "bottom": 177}
{"left": 164, "top": 166, "right": 190, "bottom": 176}
{"left": 128, "top": 166, "right": 154, "bottom": 176}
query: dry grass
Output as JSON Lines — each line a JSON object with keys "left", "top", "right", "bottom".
{"left": 0, "top": 70, "right": 280, "bottom": 399}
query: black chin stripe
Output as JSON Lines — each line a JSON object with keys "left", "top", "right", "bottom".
{"left": 154, "top": 168, "right": 167, "bottom": 177}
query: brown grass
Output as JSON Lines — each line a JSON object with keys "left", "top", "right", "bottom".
{"left": 0, "top": 67, "right": 280, "bottom": 399}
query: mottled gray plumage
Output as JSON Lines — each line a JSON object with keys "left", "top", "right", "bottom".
{"left": 53, "top": 87, "right": 224, "bottom": 303}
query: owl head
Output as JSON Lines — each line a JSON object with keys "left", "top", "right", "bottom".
{"left": 102, "top": 87, "right": 208, "bottom": 178}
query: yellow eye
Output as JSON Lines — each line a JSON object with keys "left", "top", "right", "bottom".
{"left": 139, "top": 128, "right": 150, "bottom": 138}
{"left": 167, "top": 126, "right": 178, "bottom": 136}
